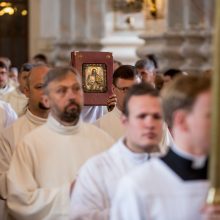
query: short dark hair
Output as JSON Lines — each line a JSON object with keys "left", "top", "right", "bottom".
{"left": 161, "top": 75, "right": 211, "bottom": 129}
{"left": 43, "top": 66, "right": 80, "bottom": 93}
{"left": 20, "top": 63, "right": 33, "bottom": 73}
{"left": 33, "top": 53, "right": 48, "bottom": 64}
{"left": 163, "top": 68, "right": 183, "bottom": 79}
{"left": 0, "top": 61, "right": 8, "bottom": 70}
{"left": 122, "top": 82, "right": 159, "bottom": 116}
{"left": 113, "top": 65, "right": 137, "bottom": 86}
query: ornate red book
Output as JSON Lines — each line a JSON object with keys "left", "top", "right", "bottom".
{"left": 71, "top": 51, "right": 113, "bottom": 106}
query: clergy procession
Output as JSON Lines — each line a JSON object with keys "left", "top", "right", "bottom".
{"left": 0, "top": 55, "right": 219, "bottom": 220}
{"left": 1, "top": 0, "right": 220, "bottom": 220}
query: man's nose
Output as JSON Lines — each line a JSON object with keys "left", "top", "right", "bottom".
{"left": 144, "top": 116, "right": 155, "bottom": 128}
{"left": 66, "top": 88, "right": 77, "bottom": 99}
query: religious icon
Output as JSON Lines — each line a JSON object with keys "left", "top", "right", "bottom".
{"left": 82, "top": 64, "right": 107, "bottom": 93}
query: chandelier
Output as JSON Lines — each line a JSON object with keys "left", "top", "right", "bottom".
{"left": 0, "top": 1, "right": 27, "bottom": 16}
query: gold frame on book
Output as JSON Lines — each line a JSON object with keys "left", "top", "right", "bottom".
{"left": 82, "top": 63, "right": 107, "bottom": 93}
{"left": 71, "top": 51, "right": 113, "bottom": 106}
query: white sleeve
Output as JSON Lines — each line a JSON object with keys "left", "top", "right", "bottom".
{"left": 70, "top": 159, "right": 109, "bottom": 220}
{"left": 110, "top": 176, "right": 149, "bottom": 220}
{"left": 0, "top": 131, "right": 13, "bottom": 199}
{"left": 3, "top": 102, "right": 17, "bottom": 128}
{"left": 6, "top": 141, "right": 71, "bottom": 220}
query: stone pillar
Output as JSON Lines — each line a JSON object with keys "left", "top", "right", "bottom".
{"left": 180, "top": 31, "right": 207, "bottom": 73}
{"left": 86, "top": 0, "right": 106, "bottom": 47}
{"left": 180, "top": 0, "right": 213, "bottom": 73}
{"left": 204, "top": 0, "right": 215, "bottom": 30}
{"left": 29, "top": 0, "right": 41, "bottom": 58}
{"left": 55, "top": 0, "right": 108, "bottom": 65}
{"left": 39, "top": 0, "right": 60, "bottom": 64}
{"left": 101, "top": 33, "right": 144, "bottom": 65}
{"left": 137, "top": 0, "right": 185, "bottom": 71}
{"left": 137, "top": 0, "right": 214, "bottom": 73}
{"left": 183, "top": 0, "right": 205, "bottom": 30}
{"left": 29, "top": 0, "right": 60, "bottom": 63}
{"left": 55, "top": 0, "right": 75, "bottom": 65}
{"left": 166, "top": 0, "right": 185, "bottom": 31}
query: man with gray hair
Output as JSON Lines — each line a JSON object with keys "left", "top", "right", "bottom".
{"left": 135, "top": 58, "right": 156, "bottom": 86}
{"left": 6, "top": 66, "right": 114, "bottom": 220}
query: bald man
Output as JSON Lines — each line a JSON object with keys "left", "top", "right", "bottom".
{"left": 0, "top": 64, "right": 50, "bottom": 201}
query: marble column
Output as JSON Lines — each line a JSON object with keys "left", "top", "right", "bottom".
{"left": 55, "top": 0, "right": 109, "bottom": 65}
{"left": 183, "top": 0, "right": 205, "bottom": 30}
{"left": 28, "top": 0, "right": 60, "bottom": 63}
{"left": 29, "top": 0, "right": 41, "bottom": 59}
{"left": 180, "top": 0, "right": 213, "bottom": 73}
{"left": 166, "top": 0, "right": 185, "bottom": 31}
{"left": 137, "top": 0, "right": 214, "bottom": 73}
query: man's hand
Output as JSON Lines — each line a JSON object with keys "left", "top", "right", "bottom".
{"left": 201, "top": 204, "right": 220, "bottom": 220}
{"left": 107, "top": 94, "right": 117, "bottom": 112}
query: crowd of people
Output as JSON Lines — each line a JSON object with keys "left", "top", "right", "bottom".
{"left": 0, "top": 53, "right": 217, "bottom": 220}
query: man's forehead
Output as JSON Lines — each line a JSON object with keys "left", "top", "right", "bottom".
{"left": 128, "top": 95, "right": 161, "bottom": 109}
{"left": 49, "top": 73, "right": 80, "bottom": 87}
{"left": 117, "top": 77, "right": 136, "bottom": 85}
{"left": 0, "top": 67, "right": 7, "bottom": 72}
{"left": 30, "top": 69, "right": 49, "bottom": 82}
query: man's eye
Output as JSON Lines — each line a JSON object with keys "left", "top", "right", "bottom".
{"left": 138, "top": 114, "right": 147, "bottom": 119}
{"left": 35, "top": 85, "right": 43, "bottom": 90}
{"left": 73, "top": 85, "right": 80, "bottom": 91}
{"left": 57, "top": 88, "right": 66, "bottom": 94}
{"left": 153, "top": 114, "right": 162, "bottom": 120}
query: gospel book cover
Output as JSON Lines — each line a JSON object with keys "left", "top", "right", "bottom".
{"left": 71, "top": 51, "right": 113, "bottom": 106}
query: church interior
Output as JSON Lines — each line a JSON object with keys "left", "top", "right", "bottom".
{"left": 0, "top": 0, "right": 219, "bottom": 220}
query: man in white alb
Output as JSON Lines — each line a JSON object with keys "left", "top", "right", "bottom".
{"left": 0, "top": 64, "right": 50, "bottom": 200}
{"left": 0, "top": 64, "right": 50, "bottom": 220}
{"left": 2, "top": 63, "right": 33, "bottom": 116}
{"left": 111, "top": 75, "right": 213, "bottom": 220}
{"left": 70, "top": 82, "right": 163, "bottom": 220}
{"left": 94, "top": 65, "right": 138, "bottom": 140}
{"left": 6, "top": 66, "right": 114, "bottom": 220}
{"left": 0, "top": 61, "right": 14, "bottom": 99}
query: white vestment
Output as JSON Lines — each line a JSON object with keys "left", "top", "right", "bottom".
{"left": 81, "top": 106, "right": 107, "bottom": 123}
{"left": 70, "top": 138, "right": 152, "bottom": 220}
{"left": 94, "top": 107, "right": 123, "bottom": 141}
{"left": 7, "top": 115, "right": 114, "bottom": 220}
{"left": 0, "top": 109, "right": 47, "bottom": 199}
{"left": 111, "top": 158, "right": 209, "bottom": 220}
{"left": 2, "top": 88, "right": 28, "bottom": 116}
{"left": 0, "top": 85, "right": 14, "bottom": 99}
{"left": 0, "top": 100, "right": 17, "bottom": 131}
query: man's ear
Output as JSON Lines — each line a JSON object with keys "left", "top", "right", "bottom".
{"left": 42, "top": 94, "right": 51, "bottom": 109}
{"left": 112, "top": 84, "right": 116, "bottom": 94}
{"left": 121, "top": 114, "right": 128, "bottom": 127}
{"left": 172, "top": 110, "right": 189, "bottom": 132}
{"left": 23, "top": 85, "right": 30, "bottom": 98}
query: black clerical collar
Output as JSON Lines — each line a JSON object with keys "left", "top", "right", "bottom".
{"left": 160, "top": 148, "right": 208, "bottom": 181}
